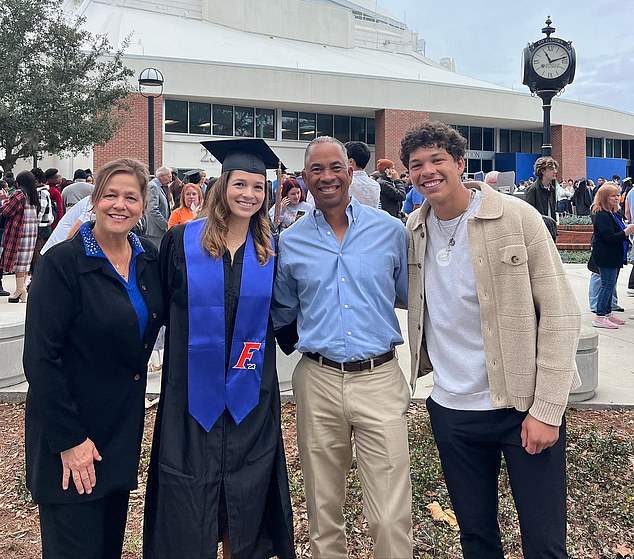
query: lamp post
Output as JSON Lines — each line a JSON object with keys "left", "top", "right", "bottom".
{"left": 522, "top": 17, "right": 576, "bottom": 156}
{"left": 138, "top": 68, "right": 164, "bottom": 174}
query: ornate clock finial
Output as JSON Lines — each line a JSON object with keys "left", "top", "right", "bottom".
{"left": 542, "top": 16, "right": 555, "bottom": 38}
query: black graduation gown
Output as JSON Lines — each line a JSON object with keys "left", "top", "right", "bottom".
{"left": 143, "top": 225, "right": 295, "bottom": 559}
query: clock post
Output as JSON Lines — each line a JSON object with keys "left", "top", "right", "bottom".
{"left": 522, "top": 17, "right": 576, "bottom": 156}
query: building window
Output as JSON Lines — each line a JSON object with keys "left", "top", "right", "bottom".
{"left": 469, "top": 127, "right": 483, "bottom": 150}
{"left": 499, "top": 129, "right": 510, "bottom": 152}
{"left": 316, "top": 114, "right": 333, "bottom": 137}
{"left": 350, "top": 117, "right": 366, "bottom": 142}
{"left": 212, "top": 104, "right": 233, "bottom": 136}
{"left": 593, "top": 137, "right": 603, "bottom": 157}
{"left": 456, "top": 125, "right": 469, "bottom": 143}
{"left": 256, "top": 108, "right": 275, "bottom": 139}
{"left": 367, "top": 118, "right": 375, "bottom": 145}
{"left": 510, "top": 130, "right": 521, "bottom": 153}
{"left": 586, "top": 138, "right": 593, "bottom": 157}
{"left": 189, "top": 102, "right": 211, "bottom": 135}
{"left": 532, "top": 133, "right": 542, "bottom": 154}
{"left": 299, "top": 112, "right": 316, "bottom": 141}
{"left": 606, "top": 138, "right": 614, "bottom": 158}
{"left": 614, "top": 139, "right": 623, "bottom": 159}
{"left": 165, "top": 100, "right": 188, "bottom": 133}
{"left": 483, "top": 128, "right": 494, "bottom": 151}
{"left": 282, "top": 111, "right": 298, "bottom": 140}
{"left": 334, "top": 115, "right": 350, "bottom": 143}
{"left": 234, "top": 106, "right": 255, "bottom": 137}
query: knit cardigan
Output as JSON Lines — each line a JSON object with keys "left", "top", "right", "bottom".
{"left": 406, "top": 181, "right": 581, "bottom": 426}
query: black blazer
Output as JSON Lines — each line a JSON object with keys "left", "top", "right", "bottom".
{"left": 24, "top": 231, "right": 163, "bottom": 504}
{"left": 592, "top": 210, "right": 628, "bottom": 268}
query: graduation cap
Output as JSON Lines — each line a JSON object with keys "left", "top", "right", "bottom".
{"left": 184, "top": 169, "right": 202, "bottom": 184}
{"left": 200, "top": 138, "right": 286, "bottom": 176}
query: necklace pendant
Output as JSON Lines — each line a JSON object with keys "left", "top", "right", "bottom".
{"left": 448, "top": 238, "right": 455, "bottom": 247}
{"left": 436, "top": 247, "right": 452, "bottom": 267}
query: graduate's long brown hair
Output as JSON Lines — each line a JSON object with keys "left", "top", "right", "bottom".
{"left": 200, "top": 170, "right": 274, "bottom": 264}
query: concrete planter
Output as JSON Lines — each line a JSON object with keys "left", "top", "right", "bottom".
{"left": 568, "top": 328, "right": 599, "bottom": 403}
{"left": 0, "top": 313, "right": 26, "bottom": 388}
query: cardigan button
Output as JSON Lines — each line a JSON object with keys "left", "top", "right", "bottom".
{"left": 133, "top": 374, "right": 141, "bottom": 381}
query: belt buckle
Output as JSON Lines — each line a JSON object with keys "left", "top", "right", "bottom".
{"left": 369, "top": 357, "right": 375, "bottom": 372}
{"left": 339, "top": 361, "right": 346, "bottom": 373}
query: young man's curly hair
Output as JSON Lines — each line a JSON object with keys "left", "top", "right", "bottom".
{"left": 399, "top": 121, "right": 467, "bottom": 169}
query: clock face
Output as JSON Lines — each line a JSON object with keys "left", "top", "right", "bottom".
{"left": 531, "top": 43, "right": 570, "bottom": 79}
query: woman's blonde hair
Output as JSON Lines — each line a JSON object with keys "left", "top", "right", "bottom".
{"left": 92, "top": 158, "right": 149, "bottom": 208}
{"left": 200, "top": 171, "right": 273, "bottom": 264}
{"left": 591, "top": 182, "right": 620, "bottom": 214}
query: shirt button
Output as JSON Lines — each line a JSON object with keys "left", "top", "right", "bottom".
{"left": 339, "top": 252, "right": 343, "bottom": 256}
{"left": 133, "top": 374, "right": 141, "bottom": 381}
{"left": 417, "top": 324, "right": 421, "bottom": 330}
{"left": 341, "top": 277, "right": 345, "bottom": 282}
{"left": 511, "top": 255, "right": 519, "bottom": 263}
{"left": 417, "top": 263, "right": 421, "bottom": 269}
{"left": 327, "top": 231, "right": 331, "bottom": 235}
{"left": 344, "top": 304, "right": 349, "bottom": 309}
{"left": 347, "top": 331, "right": 352, "bottom": 336}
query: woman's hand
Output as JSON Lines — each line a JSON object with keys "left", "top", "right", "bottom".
{"left": 60, "top": 438, "right": 102, "bottom": 494}
{"left": 280, "top": 196, "right": 290, "bottom": 210}
{"left": 624, "top": 223, "right": 634, "bottom": 235}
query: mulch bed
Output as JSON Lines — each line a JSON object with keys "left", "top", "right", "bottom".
{"left": 1, "top": 402, "right": 632, "bottom": 558}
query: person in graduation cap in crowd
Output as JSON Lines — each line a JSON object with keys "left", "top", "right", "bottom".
{"left": 143, "top": 139, "right": 296, "bottom": 559}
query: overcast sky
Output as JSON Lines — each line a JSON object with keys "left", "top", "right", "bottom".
{"left": 380, "top": 0, "right": 633, "bottom": 113}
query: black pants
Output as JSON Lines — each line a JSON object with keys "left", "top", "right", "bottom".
{"left": 39, "top": 490, "right": 130, "bottom": 559}
{"left": 427, "top": 398, "right": 568, "bottom": 559}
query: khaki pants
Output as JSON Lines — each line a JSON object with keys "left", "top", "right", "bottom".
{"left": 293, "top": 355, "right": 413, "bottom": 559}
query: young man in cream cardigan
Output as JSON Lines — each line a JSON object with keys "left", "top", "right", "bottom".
{"left": 402, "top": 121, "right": 581, "bottom": 559}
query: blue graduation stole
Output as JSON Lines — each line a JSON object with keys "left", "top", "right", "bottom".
{"left": 184, "top": 218, "right": 274, "bottom": 431}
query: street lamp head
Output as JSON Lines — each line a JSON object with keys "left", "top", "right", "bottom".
{"left": 138, "top": 67, "right": 164, "bottom": 98}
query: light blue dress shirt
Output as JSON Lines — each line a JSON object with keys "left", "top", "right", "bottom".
{"left": 272, "top": 196, "right": 408, "bottom": 362}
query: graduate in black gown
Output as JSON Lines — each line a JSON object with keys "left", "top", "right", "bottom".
{"left": 143, "top": 139, "right": 295, "bottom": 559}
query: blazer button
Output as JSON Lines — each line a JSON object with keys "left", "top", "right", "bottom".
{"left": 152, "top": 312, "right": 158, "bottom": 319}
{"left": 133, "top": 374, "right": 141, "bottom": 381}
{"left": 141, "top": 284, "right": 147, "bottom": 291}
{"left": 144, "top": 343, "right": 149, "bottom": 349}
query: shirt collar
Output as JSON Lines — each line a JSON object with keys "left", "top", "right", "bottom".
{"left": 80, "top": 221, "right": 145, "bottom": 260}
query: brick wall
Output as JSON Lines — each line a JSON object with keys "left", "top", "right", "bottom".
{"left": 551, "top": 124, "right": 586, "bottom": 181}
{"left": 93, "top": 93, "right": 163, "bottom": 174}
{"left": 375, "top": 109, "right": 429, "bottom": 173}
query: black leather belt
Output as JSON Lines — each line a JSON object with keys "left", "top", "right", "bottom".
{"left": 304, "top": 349, "right": 395, "bottom": 372}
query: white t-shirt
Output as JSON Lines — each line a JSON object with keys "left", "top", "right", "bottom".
{"left": 41, "top": 196, "right": 93, "bottom": 255}
{"left": 424, "top": 189, "right": 495, "bottom": 411}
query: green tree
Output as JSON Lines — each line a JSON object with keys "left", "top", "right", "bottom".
{"left": 0, "top": 0, "right": 133, "bottom": 172}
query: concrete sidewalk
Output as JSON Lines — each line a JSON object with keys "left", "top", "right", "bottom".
{"left": 1, "top": 264, "right": 634, "bottom": 408}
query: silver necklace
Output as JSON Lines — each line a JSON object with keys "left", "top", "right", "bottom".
{"left": 435, "top": 190, "right": 475, "bottom": 267}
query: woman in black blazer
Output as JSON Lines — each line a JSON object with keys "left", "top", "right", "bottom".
{"left": 23, "top": 158, "right": 163, "bottom": 559}
{"left": 591, "top": 182, "right": 634, "bottom": 329}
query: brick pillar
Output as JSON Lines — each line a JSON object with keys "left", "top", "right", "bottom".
{"left": 375, "top": 109, "right": 429, "bottom": 174}
{"left": 93, "top": 93, "right": 163, "bottom": 174}
{"left": 551, "top": 125, "right": 586, "bottom": 181}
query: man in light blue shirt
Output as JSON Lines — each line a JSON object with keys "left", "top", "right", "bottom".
{"left": 272, "top": 136, "right": 412, "bottom": 559}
